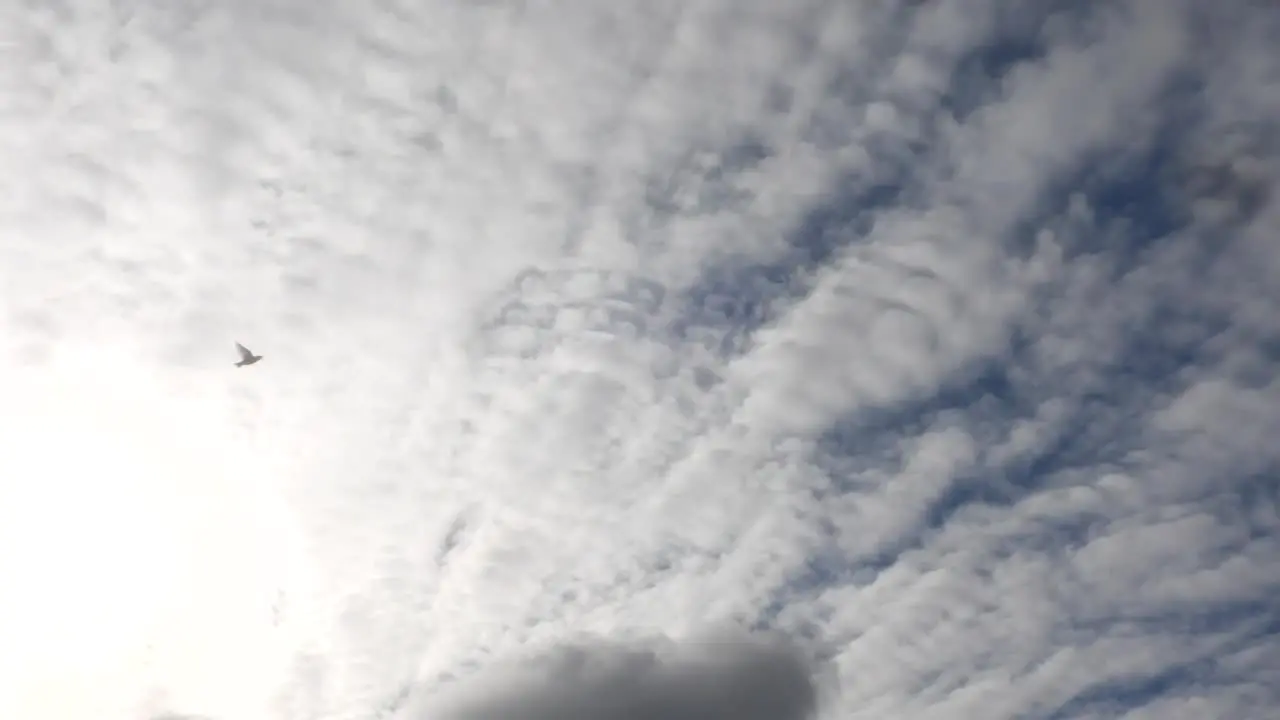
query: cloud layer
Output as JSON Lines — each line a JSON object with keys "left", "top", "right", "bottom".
{"left": 1, "top": 1, "right": 1277, "bottom": 719}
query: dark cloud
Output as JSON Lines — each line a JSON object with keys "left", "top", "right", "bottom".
{"left": 433, "top": 633, "right": 820, "bottom": 720}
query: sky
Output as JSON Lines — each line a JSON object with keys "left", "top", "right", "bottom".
{"left": 0, "top": 1, "right": 1278, "bottom": 719}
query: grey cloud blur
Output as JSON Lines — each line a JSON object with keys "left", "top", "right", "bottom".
{"left": 419, "top": 633, "right": 820, "bottom": 720}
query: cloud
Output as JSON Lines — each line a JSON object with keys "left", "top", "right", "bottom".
{"left": 413, "top": 631, "right": 820, "bottom": 720}
{"left": 0, "top": 1, "right": 1277, "bottom": 720}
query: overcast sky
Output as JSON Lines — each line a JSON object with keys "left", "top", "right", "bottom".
{"left": 1, "top": 1, "right": 1278, "bottom": 719}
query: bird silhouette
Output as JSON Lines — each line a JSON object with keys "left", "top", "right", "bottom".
{"left": 235, "top": 342, "right": 263, "bottom": 367}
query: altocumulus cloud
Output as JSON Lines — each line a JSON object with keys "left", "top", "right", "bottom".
{"left": 0, "top": 1, "right": 1277, "bottom": 720}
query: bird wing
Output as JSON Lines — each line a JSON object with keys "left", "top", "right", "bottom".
{"left": 236, "top": 342, "right": 254, "bottom": 360}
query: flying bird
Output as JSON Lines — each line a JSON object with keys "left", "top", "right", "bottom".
{"left": 235, "top": 342, "right": 263, "bottom": 367}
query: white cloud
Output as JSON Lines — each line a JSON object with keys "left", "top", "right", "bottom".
{"left": 0, "top": 1, "right": 1276, "bottom": 719}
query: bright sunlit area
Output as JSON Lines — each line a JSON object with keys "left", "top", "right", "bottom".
{"left": 1, "top": 2, "right": 1277, "bottom": 720}
{"left": 0, "top": 344, "right": 305, "bottom": 719}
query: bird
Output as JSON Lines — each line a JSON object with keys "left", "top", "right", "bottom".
{"left": 234, "top": 342, "right": 263, "bottom": 367}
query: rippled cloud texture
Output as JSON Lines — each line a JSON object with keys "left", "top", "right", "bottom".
{"left": 1, "top": 1, "right": 1278, "bottom": 719}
